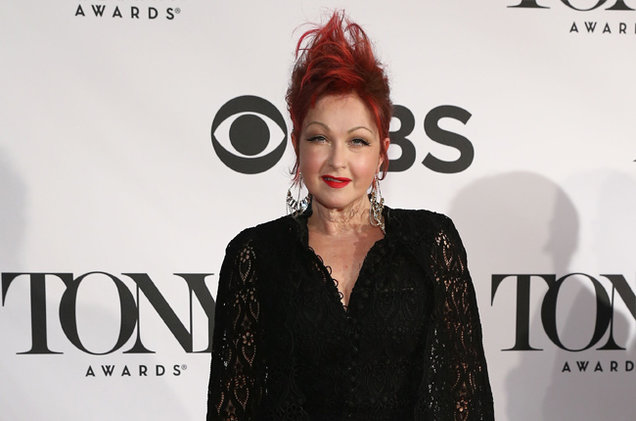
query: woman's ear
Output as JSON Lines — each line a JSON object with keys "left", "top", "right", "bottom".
{"left": 378, "top": 136, "right": 390, "bottom": 172}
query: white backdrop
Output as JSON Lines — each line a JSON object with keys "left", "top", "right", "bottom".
{"left": 1, "top": 1, "right": 634, "bottom": 420}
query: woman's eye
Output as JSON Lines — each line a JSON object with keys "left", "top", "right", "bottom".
{"left": 351, "top": 138, "right": 370, "bottom": 146}
{"left": 307, "top": 135, "right": 326, "bottom": 142}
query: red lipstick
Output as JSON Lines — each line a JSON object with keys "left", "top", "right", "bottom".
{"left": 321, "top": 175, "right": 351, "bottom": 188}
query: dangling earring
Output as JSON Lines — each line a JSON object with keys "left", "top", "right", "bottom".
{"left": 286, "top": 176, "right": 310, "bottom": 216}
{"left": 369, "top": 174, "right": 385, "bottom": 234}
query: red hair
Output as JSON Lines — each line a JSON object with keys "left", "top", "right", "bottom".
{"left": 286, "top": 11, "right": 392, "bottom": 179}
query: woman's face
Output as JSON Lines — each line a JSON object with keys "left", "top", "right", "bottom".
{"left": 295, "top": 93, "right": 389, "bottom": 212}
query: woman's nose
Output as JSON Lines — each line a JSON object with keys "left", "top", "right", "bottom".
{"left": 327, "top": 141, "right": 346, "bottom": 169}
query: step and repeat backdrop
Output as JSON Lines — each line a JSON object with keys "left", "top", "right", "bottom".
{"left": 1, "top": 1, "right": 634, "bottom": 420}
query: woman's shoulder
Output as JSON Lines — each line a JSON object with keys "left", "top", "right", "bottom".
{"left": 386, "top": 206, "right": 467, "bottom": 260}
{"left": 386, "top": 206, "right": 454, "bottom": 236}
{"left": 225, "top": 214, "right": 298, "bottom": 254}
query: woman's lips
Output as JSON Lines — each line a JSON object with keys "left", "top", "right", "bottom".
{"left": 321, "top": 175, "right": 351, "bottom": 188}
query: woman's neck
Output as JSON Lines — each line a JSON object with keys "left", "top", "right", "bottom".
{"left": 308, "top": 196, "right": 372, "bottom": 236}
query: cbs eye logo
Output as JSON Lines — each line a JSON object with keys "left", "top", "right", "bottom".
{"left": 210, "top": 95, "right": 287, "bottom": 174}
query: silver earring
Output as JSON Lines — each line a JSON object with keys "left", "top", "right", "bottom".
{"left": 369, "top": 174, "right": 385, "bottom": 233}
{"left": 286, "top": 176, "right": 310, "bottom": 216}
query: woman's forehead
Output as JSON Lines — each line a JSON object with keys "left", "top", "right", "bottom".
{"left": 303, "top": 93, "right": 376, "bottom": 131}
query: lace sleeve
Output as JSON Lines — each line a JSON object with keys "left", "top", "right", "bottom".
{"left": 207, "top": 233, "right": 265, "bottom": 421}
{"left": 416, "top": 216, "right": 494, "bottom": 420}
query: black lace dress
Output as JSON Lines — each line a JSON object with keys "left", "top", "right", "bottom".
{"left": 207, "top": 207, "right": 494, "bottom": 420}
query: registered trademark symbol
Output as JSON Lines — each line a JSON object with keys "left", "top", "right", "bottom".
{"left": 175, "top": 8, "right": 181, "bottom": 14}
{"left": 181, "top": 364, "right": 187, "bottom": 370}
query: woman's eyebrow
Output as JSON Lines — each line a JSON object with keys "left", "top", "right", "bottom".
{"left": 303, "top": 121, "right": 329, "bottom": 130}
{"left": 348, "top": 126, "right": 374, "bottom": 135}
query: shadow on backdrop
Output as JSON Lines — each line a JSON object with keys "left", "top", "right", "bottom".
{"left": 0, "top": 148, "right": 26, "bottom": 269}
{"left": 448, "top": 171, "right": 579, "bottom": 420}
{"left": 0, "top": 148, "right": 28, "bottom": 420}
{"left": 541, "top": 170, "right": 636, "bottom": 421}
{"left": 448, "top": 170, "right": 635, "bottom": 421}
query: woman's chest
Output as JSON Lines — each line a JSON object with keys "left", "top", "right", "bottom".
{"left": 260, "top": 245, "right": 434, "bottom": 362}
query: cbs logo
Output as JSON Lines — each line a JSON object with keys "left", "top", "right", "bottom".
{"left": 211, "top": 95, "right": 474, "bottom": 174}
{"left": 210, "top": 96, "right": 287, "bottom": 175}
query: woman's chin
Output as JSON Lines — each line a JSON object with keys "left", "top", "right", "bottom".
{"left": 311, "top": 195, "right": 369, "bottom": 213}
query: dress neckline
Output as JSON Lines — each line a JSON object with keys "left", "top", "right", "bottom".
{"left": 293, "top": 204, "right": 391, "bottom": 314}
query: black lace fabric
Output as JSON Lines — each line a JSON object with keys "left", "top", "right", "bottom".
{"left": 207, "top": 208, "right": 494, "bottom": 420}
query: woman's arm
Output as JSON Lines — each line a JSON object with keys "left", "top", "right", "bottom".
{"left": 415, "top": 215, "right": 494, "bottom": 420}
{"left": 207, "top": 232, "right": 265, "bottom": 421}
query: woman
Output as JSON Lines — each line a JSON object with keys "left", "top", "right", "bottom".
{"left": 207, "top": 11, "right": 494, "bottom": 421}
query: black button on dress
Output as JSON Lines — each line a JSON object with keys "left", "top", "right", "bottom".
{"left": 207, "top": 207, "right": 494, "bottom": 420}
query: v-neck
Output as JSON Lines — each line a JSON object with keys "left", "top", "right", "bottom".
{"left": 295, "top": 206, "right": 390, "bottom": 315}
